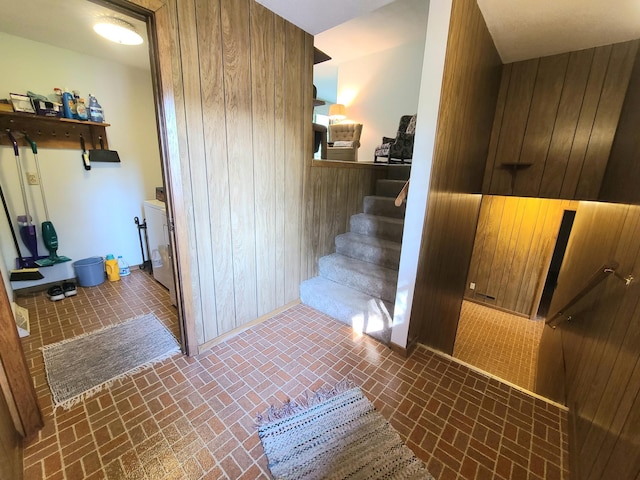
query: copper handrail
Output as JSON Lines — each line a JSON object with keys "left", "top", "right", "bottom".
{"left": 546, "top": 262, "right": 633, "bottom": 328}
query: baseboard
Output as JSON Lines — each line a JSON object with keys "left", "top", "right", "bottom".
{"left": 389, "top": 340, "right": 418, "bottom": 358}
{"left": 464, "top": 297, "right": 530, "bottom": 319}
{"left": 197, "top": 300, "right": 300, "bottom": 354}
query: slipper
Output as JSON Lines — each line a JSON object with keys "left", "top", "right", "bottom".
{"left": 62, "top": 282, "right": 77, "bottom": 297}
{"left": 47, "top": 286, "right": 65, "bottom": 302}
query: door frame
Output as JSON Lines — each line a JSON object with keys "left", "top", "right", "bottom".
{"left": 98, "top": 0, "right": 198, "bottom": 355}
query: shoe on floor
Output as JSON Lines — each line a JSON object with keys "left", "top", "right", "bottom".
{"left": 62, "top": 282, "right": 77, "bottom": 297}
{"left": 47, "top": 286, "right": 65, "bottom": 302}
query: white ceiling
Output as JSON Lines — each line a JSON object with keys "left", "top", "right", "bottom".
{"left": 0, "top": 0, "right": 149, "bottom": 70}
{"left": 0, "top": 0, "right": 639, "bottom": 73}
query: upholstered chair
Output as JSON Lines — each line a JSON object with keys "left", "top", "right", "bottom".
{"left": 374, "top": 115, "right": 417, "bottom": 163}
{"left": 327, "top": 123, "right": 363, "bottom": 161}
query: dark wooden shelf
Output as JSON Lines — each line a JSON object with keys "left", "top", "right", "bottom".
{"left": 0, "top": 110, "right": 111, "bottom": 150}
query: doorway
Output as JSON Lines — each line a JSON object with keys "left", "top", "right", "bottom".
{"left": 0, "top": 0, "right": 183, "bottom": 349}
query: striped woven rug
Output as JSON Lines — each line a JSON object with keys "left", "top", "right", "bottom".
{"left": 257, "top": 382, "right": 434, "bottom": 479}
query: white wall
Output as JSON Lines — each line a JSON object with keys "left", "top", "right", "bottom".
{"left": 0, "top": 32, "right": 163, "bottom": 292}
{"left": 391, "top": 0, "right": 450, "bottom": 348}
{"left": 334, "top": 39, "right": 425, "bottom": 161}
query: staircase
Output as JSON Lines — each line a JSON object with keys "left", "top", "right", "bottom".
{"left": 300, "top": 165, "right": 411, "bottom": 344}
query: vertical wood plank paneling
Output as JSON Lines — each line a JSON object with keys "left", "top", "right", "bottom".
{"left": 489, "top": 59, "right": 539, "bottom": 195}
{"left": 283, "top": 21, "right": 304, "bottom": 302}
{"left": 540, "top": 48, "right": 594, "bottom": 198}
{"left": 250, "top": 2, "right": 276, "bottom": 316}
{"left": 221, "top": 0, "right": 258, "bottom": 329}
{"left": 466, "top": 196, "right": 578, "bottom": 316}
{"left": 300, "top": 34, "right": 314, "bottom": 282}
{"left": 409, "top": 0, "right": 502, "bottom": 354}
{"left": 482, "top": 64, "right": 511, "bottom": 193}
{"left": 515, "top": 54, "right": 569, "bottom": 196}
{"left": 575, "top": 40, "right": 639, "bottom": 200}
{"left": 537, "top": 202, "right": 640, "bottom": 480}
{"left": 273, "top": 14, "right": 286, "bottom": 307}
{"left": 176, "top": 0, "right": 211, "bottom": 343}
{"left": 559, "top": 45, "right": 612, "bottom": 198}
{"left": 196, "top": 0, "right": 233, "bottom": 338}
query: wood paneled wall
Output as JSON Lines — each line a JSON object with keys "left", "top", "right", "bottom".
{"left": 466, "top": 196, "right": 578, "bottom": 316}
{"left": 0, "top": 377, "right": 21, "bottom": 480}
{"left": 408, "top": 0, "right": 502, "bottom": 353}
{"left": 483, "top": 41, "right": 638, "bottom": 200}
{"left": 304, "top": 161, "right": 388, "bottom": 279}
{"left": 156, "top": 0, "right": 312, "bottom": 346}
{"left": 537, "top": 201, "right": 640, "bottom": 480}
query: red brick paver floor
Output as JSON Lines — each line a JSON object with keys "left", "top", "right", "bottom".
{"left": 18, "top": 269, "right": 569, "bottom": 479}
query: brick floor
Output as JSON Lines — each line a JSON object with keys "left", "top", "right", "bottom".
{"left": 454, "top": 301, "right": 545, "bottom": 392}
{"left": 18, "top": 269, "right": 568, "bottom": 479}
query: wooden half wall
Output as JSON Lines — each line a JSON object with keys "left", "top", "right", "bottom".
{"left": 537, "top": 201, "right": 640, "bottom": 480}
{"left": 143, "top": 0, "right": 313, "bottom": 348}
{"left": 408, "top": 0, "right": 502, "bottom": 353}
{"left": 466, "top": 196, "right": 578, "bottom": 317}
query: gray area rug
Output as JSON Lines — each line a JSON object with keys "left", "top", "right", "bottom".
{"left": 257, "top": 381, "right": 434, "bottom": 480}
{"left": 42, "top": 313, "right": 180, "bottom": 410}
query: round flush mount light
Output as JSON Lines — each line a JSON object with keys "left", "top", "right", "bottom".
{"left": 93, "top": 17, "right": 143, "bottom": 45}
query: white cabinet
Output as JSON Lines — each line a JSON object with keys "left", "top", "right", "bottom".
{"left": 144, "top": 200, "right": 176, "bottom": 306}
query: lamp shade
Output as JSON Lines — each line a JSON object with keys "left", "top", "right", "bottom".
{"left": 329, "top": 103, "right": 346, "bottom": 119}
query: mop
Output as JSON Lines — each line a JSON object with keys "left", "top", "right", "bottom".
{"left": 24, "top": 136, "right": 71, "bottom": 267}
{"left": 7, "top": 131, "right": 41, "bottom": 265}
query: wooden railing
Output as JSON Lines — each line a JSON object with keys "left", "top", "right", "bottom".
{"left": 546, "top": 262, "right": 633, "bottom": 328}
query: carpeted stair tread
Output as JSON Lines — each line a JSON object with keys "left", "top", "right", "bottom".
{"left": 375, "top": 179, "right": 407, "bottom": 198}
{"left": 350, "top": 213, "right": 404, "bottom": 242}
{"left": 335, "top": 232, "right": 401, "bottom": 269}
{"left": 319, "top": 253, "right": 398, "bottom": 303}
{"left": 300, "top": 276, "right": 393, "bottom": 344}
{"left": 363, "top": 196, "right": 406, "bottom": 219}
{"left": 387, "top": 165, "right": 411, "bottom": 181}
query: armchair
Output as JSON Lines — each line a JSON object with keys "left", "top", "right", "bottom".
{"left": 374, "top": 114, "right": 417, "bottom": 163}
{"left": 327, "top": 123, "right": 363, "bottom": 161}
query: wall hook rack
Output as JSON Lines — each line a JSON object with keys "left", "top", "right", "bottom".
{"left": 0, "top": 111, "right": 110, "bottom": 151}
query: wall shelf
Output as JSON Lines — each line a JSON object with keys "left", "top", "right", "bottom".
{"left": 0, "top": 111, "right": 110, "bottom": 150}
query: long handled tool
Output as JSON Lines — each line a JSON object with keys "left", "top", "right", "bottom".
{"left": 24, "top": 135, "right": 71, "bottom": 267}
{"left": 7, "top": 131, "right": 40, "bottom": 262}
{"left": 0, "top": 164, "right": 43, "bottom": 280}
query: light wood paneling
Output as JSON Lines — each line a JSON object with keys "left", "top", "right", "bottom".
{"left": 130, "top": 0, "right": 313, "bottom": 346}
{"left": 408, "top": 0, "right": 502, "bottom": 354}
{"left": 484, "top": 41, "right": 638, "bottom": 200}
{"left": 304, "top": 161, "right": 387, "bottom": 278}
{"left": 466, "top": 196, "right": 578, "bottom": 316}
{"left": 536, "top": 201, "right": 640, "bottom": 480}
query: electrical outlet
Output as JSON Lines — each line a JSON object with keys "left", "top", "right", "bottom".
{"left": 26, "top": 172, "right": 39, "bottom": 185}
{"left": 469, "top": 282, "right": 476, "bottom": 290}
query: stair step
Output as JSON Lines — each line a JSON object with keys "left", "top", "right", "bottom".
{"left": 350, "top": 213, "right": 404, "bottom": 242}
{"left": 376, "top": 179, "right": 407, "bottom": 198}
{"left": 387, "top": 165, "right": 411, "bottom": 181}
{"left": 364, "top": 196, "right": 406, "bottom": 219}
{"left": 335, "top": 232, "right": 401, "bottom": 269}
{"left": 319, "top": 253, "right": 398, "bottom": 303}
{"left": 300, "top": 276, "right": 393, "bottom": 344}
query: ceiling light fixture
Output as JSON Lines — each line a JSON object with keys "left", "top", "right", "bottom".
{"left": 93, "top": 17, "right": 143, "bottom": 45}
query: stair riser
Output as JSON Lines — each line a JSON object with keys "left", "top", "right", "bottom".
{"left": 387, "top": 165, "right": 411, "bottom": 181}
{"left": 350, "top": 215, "right": 404, "bottom": 242}
{"left": 375, "top": 179, "right": 406, "bottom": 198}
{"left": 364, "top": 196, "right": 406, "bottom": 219}
{"left": 335, "top": 236, "right": 400, "bottom": 269}
{"left": 319, "top": 257, "right": 397, "bottom": 303}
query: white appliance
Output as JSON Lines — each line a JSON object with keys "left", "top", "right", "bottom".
{"left": 144, "top": 200, "right": 176, "bottom": 306}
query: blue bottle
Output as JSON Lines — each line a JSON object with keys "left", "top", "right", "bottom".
{"left": 88, "top": 94, "right": 104, "bottom": 123}
{"left": 61, "top": 89, "right": 75, "bottom": 119}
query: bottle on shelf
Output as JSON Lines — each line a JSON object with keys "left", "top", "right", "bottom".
{"left": 117, "top": 256, "right": 130, "bottom": 276}
{"left": 61, "top": 88, "right": 75, "bottom": 119}
{"left": 76, "top": 98, "right": 88, "bottom": 120}
{"left": 88, "top": 94, "right": 104, "bottom": 123}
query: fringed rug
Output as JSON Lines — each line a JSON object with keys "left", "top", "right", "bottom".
{"left": 257, "top": 380, "right": 434, "bottom": 480}
{"left": 42, "top": 313, "right": 180, "bottom": 410}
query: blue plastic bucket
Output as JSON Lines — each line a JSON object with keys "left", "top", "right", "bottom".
{"left": 73, "top": 257, "right": 105, "bottom": 287}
